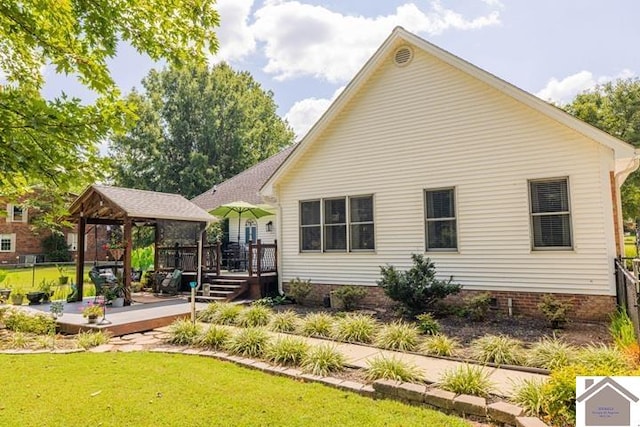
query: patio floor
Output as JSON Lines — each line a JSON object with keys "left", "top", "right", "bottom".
{"left": 20, "top": 294, "right": 210, "bottom": 336}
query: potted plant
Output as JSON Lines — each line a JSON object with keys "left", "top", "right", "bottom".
{"left": 111, "top": 281, "right": 126, "bottom": 308}
{"left": 26, "top": 290, "right": 45, "bottom": 305}
{"left": 56, "top": 264, "right": 69, "bottom": 285}
{"left": 10, "top": 284, "right": 26, "bottom": 305}
{"left": 82, "top": 302, "right": 103, "bottom": 323}
{"left": 38, "top": 279, "right": 55, "bottom": 303}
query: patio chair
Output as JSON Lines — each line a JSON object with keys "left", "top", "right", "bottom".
{"left": 157, "top": 269, "right": 182, "bottom": 295}
{"left": 89, "top": 267, "right": 117, "bottom": 302}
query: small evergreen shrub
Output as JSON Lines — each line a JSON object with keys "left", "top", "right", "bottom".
{"left": 464, "top": 292, "right": 492, "bottom": 321}
{"left": 76, "top": 331, "right": 111, "bottom": 349}
{"left": 439, "top": 364, "right": 494, "bottom": 397}
{"left": 237, "top": 305, "right": 273, "bottom": 327}
{"left": 538, "top": 294, "right": 571, "bottom": 328}
{"left": 332, "top": 314, "right": 377, "bottom": 343}
{"left": 374, "top": 322, "right": 419, "bottom": 351}
{"left": 333, "top": 285, "right": 367, "bottom": 311}
{"left": 212, "top": 302, "right": 243, "bottom": 325}
{"left": 470, "top": 334, "right": 525, "bottom": 365}
{"left": 415, "top": 313, "right": 441, "bottom": 335}
{"left": 288, "top": 277, "right": 312, "bottom": 305}
{"left": 420, "top": 334, "right": 460, "bottom": 357}
{"left": 166, "top": 319, "right": 202, "bottom": 345}
{"left": 226, "top": 327, "right": 270, "bottom": 358}
{"left": 198, "top": 325, "right": 232, "bottom": 350}
{"left": 526, "top": 336, "right": 577, "bottom": 370}
{"left": 301, "top": 344, "right": 346, "bottom": 376}
{"left": 365, "top": 356, "right": 422, "bottom": 382}
{"left": 299, "top": 312, "right": 334, "bottom": 338}
{"left": 377, "top": 254, "right": 461, "bottom": 316}
{"left": 268, "top": 310, "right": 300, "bottom": 333}
{"left": 265, "top": 337, "right": 309, "bottom": 366}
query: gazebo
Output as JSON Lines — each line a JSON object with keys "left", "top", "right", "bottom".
{"left": 68, "top": 185, "right": 215, "bottom": 303}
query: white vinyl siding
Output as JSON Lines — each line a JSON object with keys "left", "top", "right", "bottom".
{"left": 0, "top": 234, "right": 16, "bottom": 252}
{"left": 226, "top": 215, "right": 277, "bottom": 245}
{"left": 274, "top": 44, "right": 618, "bottom": 296}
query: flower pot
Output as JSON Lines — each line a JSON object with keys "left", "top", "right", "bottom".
{"left": 109, "top": 248, "right": 124, "bottom": 261}
{"left": 58, "top": 276, "right": 69, "bottom": 285}
{"left": 0, "top": 288, "right": 11, "bottom": 302}
{"left": 111, "top": 297, "right": 125, "bottom": 308}
{"left": 87, "top": 315, "right": 98, "bottom": 324}
{"left": 26, "top": 291, "right": 45, "bottom": 305}
{"left": 10, "top": 294, "right": 24, "bottom": 306}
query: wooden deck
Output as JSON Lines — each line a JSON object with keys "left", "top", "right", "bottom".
{"left": 20, "top": 295, "right": 210, "bottom": 336}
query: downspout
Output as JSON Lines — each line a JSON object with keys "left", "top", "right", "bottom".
{"left": 276, "top": 199, "right": 284, "bottom": 295}
{"left": 613, "top": 152, "right": 640, "bottom": 256}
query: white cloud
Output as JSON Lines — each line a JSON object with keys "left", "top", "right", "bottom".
{"left": 250, "top": 1, "right": 501, "bottom": 83}
{"left": 284, "top": 86, "right": 345, "bottom": 138}
{"left": 536, "top": 69, "right": 636, "bottom": 104}
{"left": 210, "top": 0, "right": 256, "bottom": 63}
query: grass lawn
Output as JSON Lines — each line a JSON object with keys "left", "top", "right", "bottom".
{"left": 1, "top": 265, "right": 94, "bottom": 296}
{"left": 0, "top": 353, "right": 470, "bottom": 427}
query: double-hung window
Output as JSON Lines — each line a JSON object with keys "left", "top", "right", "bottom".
{"left": 324, "top": 198, "right": 347, "bottom": 251}
{"left": 425, "top": 188, "right": 457, "bottom": 251}
{"left": 529, "top": 178, "right": 572, "bottom": 249}
{"left": 300, "top": 200, "right": 321, "bottom": 251}
{"left": 350, "top": 196, "right": 375, "bottom": 250}
{"left": 7, "top": 204, "right": 27, "bottom": 223}
{"left": 0, "top": 234, "right": 15, "bottom": 252}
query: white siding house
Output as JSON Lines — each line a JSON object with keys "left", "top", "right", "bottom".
{"left": 261, "top": 27, "right": 638, "bottom": 320}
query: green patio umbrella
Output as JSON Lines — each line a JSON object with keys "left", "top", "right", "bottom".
{"left": 210, "top": 201, "right": 274, "bottom": 242}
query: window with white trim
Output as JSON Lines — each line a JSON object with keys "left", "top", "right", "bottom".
{"left": 350, "top": 196, "right": 375, "bottom": 250}
{"left": 300, "top": 200, "right": 321, "bottom": 251}
{"left": 425, "top": 188, "right": 457, "bottom": 251}
{"left": 529, "top": 178, "right": 572, "bottom": 249}
{"left": 324, "top": 198, "right": 347, "bottom": 251}
{"left": 7, "top": 204, "right": 27, "bottom": 223}
{"left": 0, "top": 234, "right": 15, "bottom": 252}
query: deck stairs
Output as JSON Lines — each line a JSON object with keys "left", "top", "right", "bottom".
{"left": 197, "top": 278, "right": 249, "bottom": 302}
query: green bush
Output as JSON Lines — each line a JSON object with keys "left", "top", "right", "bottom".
{"left": 420, "top": 334, "right": 460, "bottom": 357}
{"left": 377, "top": 254, "right": 461, "bottom": 316}
{"left": 198, "top": 325, "right": 231, "bottom": 350}
{"left": 415, "top": 313, "right": 441, "bottom": 335}
{"left": 333, "top": 285, "right": 367, "bottom": 311}
{"left": 166, "top": 319, "right": 202, "bottom": 345}
{"left": 526, "top": 336, "right": 577, "bottom": 370}
{"left": 609, "top": 308, "right": 637, "bottom": 349}
{"left": 268, "top": 310, "right": 300, "bottom": 333}
{"left": 76, "top": 330, "right": 111, "bottom": 349}
{"left": 301, "top": 344, "right": 346, "bottom": 376}
{"left": 131, "top": 246, "right": 155, "bottom": 272}
{"left": 265, "top": 337, "right": 309, "bottom": 366}
{"left": 464, "top": 292, "right": 491, "bottom": 321}
{"left": 226, "top": 328, "right": 271, "bottom": 358}
{"left": 3, "top": 309, "right": 56, "bottom": 335}
{"left": 439, "top": 364, "right": 494, "bottom": 397}
{"left": 538, "top": 294, "right": 571, "bottom": 328}
{"left": 299, "top": 312, "right": 334, "bottom": 338}
{"left": 470, "top": 334, "right": 525, "bottom": 366}
{"left": 374, "top": 322, "right": 419, "bottom": 351}
{"left": 197, "top": 302, "right": 220, "bottom": 323}
{"left": 288, "top": 277, "right": 312, "bottom": 305}
{"left": 511, "top": 378, "right": 547, "bottom": 418}
{"left": 365, "top": 356, "right": 422, "bottom": 382}
{"left": 577, "top": 344, "right": 631, "bottom": 373}
{"left": 237, "top": 305, "right": 273, "bottom": 328}
{"left": 212, "top": 302, "right": 243, "bottom": 325}
{"left": 42, "top": 233, "right": 71, "bottom": 262}
{"left": 332, "top": 314, "right": 377, "bottom": 343}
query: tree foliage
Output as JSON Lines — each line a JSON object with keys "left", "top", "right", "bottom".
{"left": 0, "top": 1, "right": 219, "bottom": 222}
{"left": 563, "top": 78, "right": 640, "bottom": 219}
{"left": 110, "top": 63, "right": 295, "bottom": 198}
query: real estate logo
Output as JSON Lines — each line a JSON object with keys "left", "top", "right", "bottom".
{"left": 576, "top": 376, "right": 640, "bottom": 427}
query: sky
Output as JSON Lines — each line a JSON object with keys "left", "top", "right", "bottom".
{"left": 43, "top": 0, "right": 640, "bottom": 140}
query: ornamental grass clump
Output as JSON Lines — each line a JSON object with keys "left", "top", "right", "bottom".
{"left": 212, "top": 302, "right": 243, "bottom": 325}
{"left": 301, "top": 344, "right": 346, "bottom": 376}
{"left": 609, "top": 308, "right": 637, "bottom": 349}
{"left": 374, "top": 322, "right": 419, "bottom": 351}
{"left": 197, "top": 302, "right": 220, "bottom": 323}
{"left": 439, "top": 364, "right": 495, "bottom": 397}
{"left": 268, "top": 310, "right": 300, "bottom": 333}
{"left": 226, "top": 327, "right": 271, "bottom": 358}
{"left": 75, "top": 330, "right": 111, "bottom": 349}
{"left": 299, "top": 312, "right": 335, "bottom": 338}
{"left": 237, "top": 305, "right": 273, "bottom": 328}
{"left": 365, "top": 355, "right": 422, "bottom": 382}
{"left": 470, "top": 334, "right": 525, "bottom": 366}
{"left": 166, "top": 319, "right": 203, "bottom": 346}
{"left": 265, "top": 337, "right": 310, "bottom": 367}
{"left": 198, "top": 325, "right": 232, "bottom": 350}
{"left": 511, "top": 378, "right": 547, "bottom": 419}
{"left": 332, "top": 314, "right": 377, "bottom": 344}
{"left": 8, "top": 331, "right": 29, "bottom": 349}
{"left": 526, "top": 336, "right": 577, "bottom": 370}
{"left": 420, "top": 334, "right": 460, "bottom": 357}
{"left": 577, "top": 343, "right": 631, "bottom": 373}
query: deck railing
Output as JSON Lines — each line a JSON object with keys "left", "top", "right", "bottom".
{"left": 248, "top": 240, "right": 278, "bottom": 277}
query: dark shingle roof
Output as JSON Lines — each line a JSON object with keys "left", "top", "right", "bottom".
{"left": 191, "top": 145, "right": 295, "bottom": 211}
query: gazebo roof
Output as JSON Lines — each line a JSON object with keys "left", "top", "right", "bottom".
{"left": 69, "top": 185, "right": 214, "bottom": 223}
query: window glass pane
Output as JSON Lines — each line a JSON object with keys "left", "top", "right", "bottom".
{"left": 350, "top": 224, "right": 375, "bottom": 250}
{"left": 427, "top": 190, "right": 455, "bottom": 218}
{"left": 530, "top": 180, "right": 569, "bottom": 213}
{"left": 533, "top": 215, "right": 571, "bottom": 247}
{"left": 427, "top": 220, "right": 457, "bottom": 249}
{"left": 300, "top": 201, "right": 320, "bottom": 225}
{"left": 324, "top": 198, "right": 346, "bottom": 224}
{"left": 350, "top": 196, "right": 373, "bottom": 222}
{"left": 301, "top": 226, "right": 321, "bottom": 251}
{"left": 0, "top": 238, "right": 11, "bottom": 251}
{"left": 325, "top": 225, "right": 346, "bottom": 250}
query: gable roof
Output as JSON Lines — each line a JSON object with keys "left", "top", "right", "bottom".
{"left": 69, "top": 185, "right": 214, "bottom": 223}
{"left": 191, "top": 145, "right": 295, "bottom": 211}
{"left": 577, "top": 377, "right": 639, "bottom": 403}
{"left": 262, "top": 27, "right": 638, "bottom": 197}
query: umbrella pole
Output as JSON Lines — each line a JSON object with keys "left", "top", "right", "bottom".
{"left": 238, "top": 214, "right": 242, "bottom": 243}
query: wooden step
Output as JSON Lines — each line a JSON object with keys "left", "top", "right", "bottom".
{"left": 199, "top": 280, "right": 249, "bottom": 302}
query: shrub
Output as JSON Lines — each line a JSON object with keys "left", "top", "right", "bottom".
{"left": 609, "top": 308, "right": 637, "bottom": 349}
{"left": 198, "top": 325, "right": 231, "bottom": 350}
{"left": 265, "top": 337, "right": 309, "bottom": 366}
{"left": 415, "top": 313, "right": 441, "bottom": 335}
{"left": 288, "top": 277, "right": 312, "bottom": 305}
{"left": 333, "top": 285, "right": 366, "bottom": 311}
{"left": 301, "top": 344, "right": 346, "bottom": 376}
{"left": 439, "top": 364, "right": 494, "bottom": 397}
{"left": 537, "top": 294, "right": 571, "bottom": 328}
{"left": 332, "top": 314, "right": 377, "bottom": 343}
{"left": 377, "top": 254, "right": 461, "bottom": 316}
{"left": 470, "top": 334, "right": 525, "bottom": 365}
{"left": 166, "top": 319, "right": 202, "bottom": 345}
{"left": 374, "top": 322, "right": 419, "bottom": 351}
{"left": 511, "top": 378, "right": 547, "bottom": 418}
{"left": 365, "top": 356, "right": 422, "bottom": 382}
{"left": 526, "top": 336, "right": 577, "bottom": 370}
{"left": 35, "top": 335, "right": 56, "bottom": 350}
{"left": 268, "top": 310, "right": 300, "bottom": 333}
{"left": 464, "top": 292, "right": 491, "bottom": 321}
{"left": 212, "top": 302, "right": 243, "bottom": 325}
{"left": 76, "top": 330, "right": 111, "bottom": 349}
{"left": 197, "top": 302, "right": 220, "bottom": 323}
{"left": 577, "top": 343, "right": 631, "bottom": 373}
{"left": 42, "top": 233, "right": 71, "bottom": 262}
{"left": 237, "top": 305, "right": 273, "bottom": 327}
{"left": 8, "top": 332, "right": 29, "bottom": 349}
{"left": 226, "top": 328, "right": 270, "bottom": 358}
{"left": 420, "top": 334, "right": 460, "bottom": 357}
{"left": 4, "top": 309, "right": 56, "bottom": 335}
{"left": 299, "top": 312, "right": 334, "bottom": 338}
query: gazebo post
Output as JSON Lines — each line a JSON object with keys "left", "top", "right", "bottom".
{"left": 75, "top": 216, "right": 87, "bottom": 302}
{"left": 123, "top": 217, "right": 133, "bottom": 305}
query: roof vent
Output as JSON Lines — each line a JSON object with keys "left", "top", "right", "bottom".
{"left": 394, "top": 46, "right": 413, "bottom": 67}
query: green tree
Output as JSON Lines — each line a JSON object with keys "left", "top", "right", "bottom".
{"left": 0, "top": 1, "right": 219, "bottom": 219}
{"left": 563, "top": 78, "right": 640, "bottom": 220}
{"left": 110, "top": 63, "right": 295, "bottom": 198}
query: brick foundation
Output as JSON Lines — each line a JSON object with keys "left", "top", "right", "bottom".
{"left": 283, "top": 281, "right": 616, "bottom": 322}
